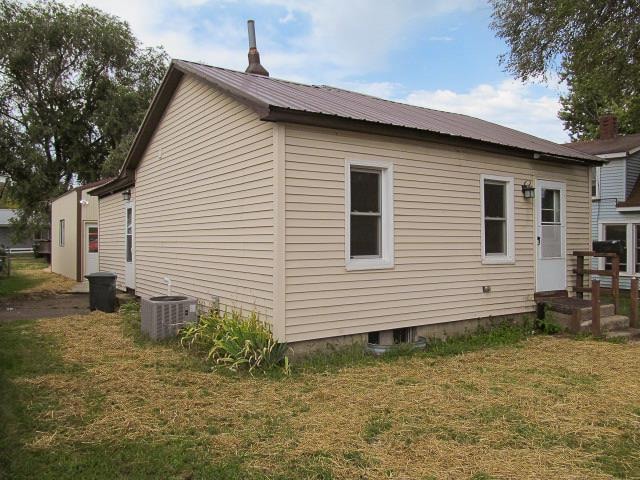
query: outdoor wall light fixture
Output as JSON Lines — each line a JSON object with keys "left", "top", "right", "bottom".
{"left": 521, "top": 181, "right": 535, "bottom": 199}
{"left": 122, "top": 189, "right": 131, "bottom": 202}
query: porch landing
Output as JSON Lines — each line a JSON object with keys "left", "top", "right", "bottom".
{"left": 535, "top": 291, "right": 639, "bottom": 340}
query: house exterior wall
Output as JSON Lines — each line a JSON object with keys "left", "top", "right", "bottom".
{"left": 592, "top": 152, "right": 640, "bottom": 289}
{"left": 98, "top": 188, "right": 132, "bottom": 291}
{"left": 282, "top": 124, "right": 591, "bottom": 343}
{"left": 133, "top": 75, "right": 275, "bottom": 322}
{"left": 51, "top": 190, "right": 79, "bottom": 280}
{"left": 626, "top": 151, "right": 640, "bottom": 197}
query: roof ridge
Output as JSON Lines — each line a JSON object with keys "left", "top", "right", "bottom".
{"left": 175, "top": 59, "right": 325, "bottom": 89}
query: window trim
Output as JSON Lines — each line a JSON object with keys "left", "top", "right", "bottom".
{"left": 480, "top": 174, "right": 515, "bottom": 264}
{"left": 591, "top": 166, "right": 601, "bottom": 200}
{"left": 345, "top": 158, "right": 394, "bottom": 271}
{"left": 59, "top": 219, "right": 65, "bottom": 247}
{"left": 598, "top": 221, "right": 633, "bottom": 275}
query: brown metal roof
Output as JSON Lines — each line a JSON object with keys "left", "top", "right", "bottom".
{"left": 564, "top": 133, "right": 640, "bottom": 155}
{"left": 175, "top": 60, "right": 598, "bottom": 163}
{"left": 94, "top": 60, "right": 602, "bottom": 197}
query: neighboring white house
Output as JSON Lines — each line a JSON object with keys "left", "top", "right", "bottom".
{"left": 567, "top": 116, "right": 640, "bottom": 289}
{"left": 91, "top": 48, "right": 600, "bottom": 347}
{"left": 50, "top": 179, "right": 109, "bottom": 281}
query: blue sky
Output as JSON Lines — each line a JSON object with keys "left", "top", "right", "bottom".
{"left": 66, "top": 0, "right": 568, "bottom": 142}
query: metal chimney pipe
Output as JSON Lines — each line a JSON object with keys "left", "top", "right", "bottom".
{"left": 245, "top": 20, "right": 269, "bottom": 76}
{"left": 247, "top": 20, "right": 257, "bottom": 49}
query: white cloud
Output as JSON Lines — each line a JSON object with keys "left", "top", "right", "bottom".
{"left": 429, "top": 36, "right": 454, "bottom": 42}
{"left": 404, "top": 80, "right": 569, "bottom": 142}
{"left": 66, "top": 0, "right": 482, "bottom": 81}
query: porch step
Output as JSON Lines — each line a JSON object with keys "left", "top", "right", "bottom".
{"left": 541, "top": 296, "right": 614, "bottom": 321}
{"left": 604, "top": 328, "right": 640, "bottom": 341}
{"left": 580, "top": 314, "right": 629, "bottom": 333}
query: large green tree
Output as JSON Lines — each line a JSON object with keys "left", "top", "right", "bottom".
{"left": 0, "top": 0, "right": 168, "bottom": 240}
{"left": 490, "top": 0, "right": 640, "bottom": 140}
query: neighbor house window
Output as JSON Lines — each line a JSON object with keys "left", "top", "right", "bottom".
{"left": 591, "top": 167, "right": 601, "bottom": 199}
{"left": 346, "top": 159, "right": 394, "bottom": 270}
{"left": 59, "top": 219, "right": 65, "bottom": 247}
{"left": 603, "top": 224, "right": 628, "bottom": 272}
{"left": 481, "top": 175, "right": 515, "bottom": 263}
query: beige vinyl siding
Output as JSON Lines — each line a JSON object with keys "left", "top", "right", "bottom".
{"left": 134, "top": 75, "right": 275, "bottom": 322}
{"left": 51, "top": 191, "right": 78, "bottom": 280}
{"left": 283, "top": 125, "right": 590, "bottom": 342}
{"left": 81, "top": 188, "right": 99, "bottom": 222}
{"left": 98, "top": 190, "right": 130, "bottom": 291}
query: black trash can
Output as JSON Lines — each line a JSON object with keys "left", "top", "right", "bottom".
{"left": 85, "top": 272, "right": 118, "bottom": 313}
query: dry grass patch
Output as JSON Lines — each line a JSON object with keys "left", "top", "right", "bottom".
{"left": 0, "top": 256, "right": 75, "bottom": 299}
{"left": 2, "top": 312, "right": 640, "bottom": 479}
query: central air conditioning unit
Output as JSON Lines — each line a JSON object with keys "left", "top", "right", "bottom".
{"left": 141, "top": 295, "right": 198, "bottom": 340}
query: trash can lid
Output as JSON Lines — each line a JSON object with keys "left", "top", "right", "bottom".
{"left": 85, "top": 272, "right": 117, "bottom": 279}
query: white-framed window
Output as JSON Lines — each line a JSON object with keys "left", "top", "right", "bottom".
{"left": 481, "top": 174, "right": 515, "bottom": 264}
{"left": 345, "top": 159, "right": 394, "bottom": 270}
{"left": 602, "top": 224, "right": 628, "bottom": 272}
{"left": 59, "top": 219, "right": 65, "bottom": 247}
{"left": 591, "top": 166, "right": 601, "bottom": 199}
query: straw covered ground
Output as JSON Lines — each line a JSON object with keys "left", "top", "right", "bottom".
{"left": 0, "top": 256, "right": 75, "bottom": 298}
{"left": 1, "top": 312, "right": 640, "bottom": 479}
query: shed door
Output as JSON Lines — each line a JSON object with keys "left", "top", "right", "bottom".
{"left": 536, "top": 180, "right": 566, "bottom": 292}
{"left": 125, "top": 203, "right": 135, "bottom": 290}
{"left": 85, "top": 222, "right": 99, "bottom": 276}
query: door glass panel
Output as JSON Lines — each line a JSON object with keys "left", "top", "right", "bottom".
{"left": 541, "top": 224, "right": 562, "bottom": 258}
{"left": 88, "top": 227, "right": 98, "bottom": 253}
{"left": 541, "top": 189, "right": 560, "bottom": 223}
{"left": 126, "top": 207, "right": 133, "bottom": 263}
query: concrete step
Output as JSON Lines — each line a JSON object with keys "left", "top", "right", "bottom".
{"left": 580, "top": 314, "right": 630, "bottom": 333}
{"left": 551, "top": 304, "right": 615, "bottom": 330}
{"left": 604, "top": 328, "right": 640, "bottom": 341}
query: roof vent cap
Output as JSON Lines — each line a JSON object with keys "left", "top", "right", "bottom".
{"left": 245, "top": 20, "right": 269, "bottom": 77}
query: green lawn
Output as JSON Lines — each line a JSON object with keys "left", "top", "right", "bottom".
{"left": 0, "top": 256, "right": 74, "bottom": 298}
{"left": 1, "top": 312, "right": 639, "bottom": 479}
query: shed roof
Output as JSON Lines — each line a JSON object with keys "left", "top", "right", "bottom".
{"left": 564, "top": 133, "right": 640, "bottom": 156}
{"left": 92, "top": 60, "right": 601, "bottom": 197}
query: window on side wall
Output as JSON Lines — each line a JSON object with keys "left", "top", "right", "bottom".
{"left": 591, "top": 167, "right": 601, "bottom": 199}
{"left": 346, "top": 160, "right": 394, "bottom": 270}
{"left": 603, "top": 224, "right": 627, "bottom": 272}
{"left": 481, "top": 175, "right": 515, "bottom": 264}
{"left": 59, "top": 219, "right": 65, "bottom": 247}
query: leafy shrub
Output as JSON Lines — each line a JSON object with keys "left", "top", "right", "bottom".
{"left": 179, "top": 309, "right": 290, "bottom": 375}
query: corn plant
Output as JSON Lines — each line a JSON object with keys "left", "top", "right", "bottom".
{"left": 179, "top": 309, "right": 290, "bottom": 375}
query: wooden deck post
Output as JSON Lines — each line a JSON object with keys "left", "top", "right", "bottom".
{"left": 631, "top": 277, "right": 639, "bottom": 329}
{"left": 612, "top": 255, "right": 620, "bottom": 314}
{"left": 591, "top": 279, "right": 601, "bottom": 336}
{"left": 576, "top": 254, "right": 584, "bottom": 299}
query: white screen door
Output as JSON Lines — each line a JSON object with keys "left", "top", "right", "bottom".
{"left": 85, "top": 223, "right": 99, "bottom": 276}
{"left": 125, "top": 203, "right": 135, "bottom": 289}
{"left": 536, "top": 180, "right": 566, "bottom": 292}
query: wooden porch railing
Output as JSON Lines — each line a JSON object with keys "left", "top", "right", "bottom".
{"left": 573, "top": 251, "right": 620, "bottom": 315}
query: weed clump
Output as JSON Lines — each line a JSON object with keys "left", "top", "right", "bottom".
{"left": 179, "top": 309, "right": 290, "bottom": 375}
